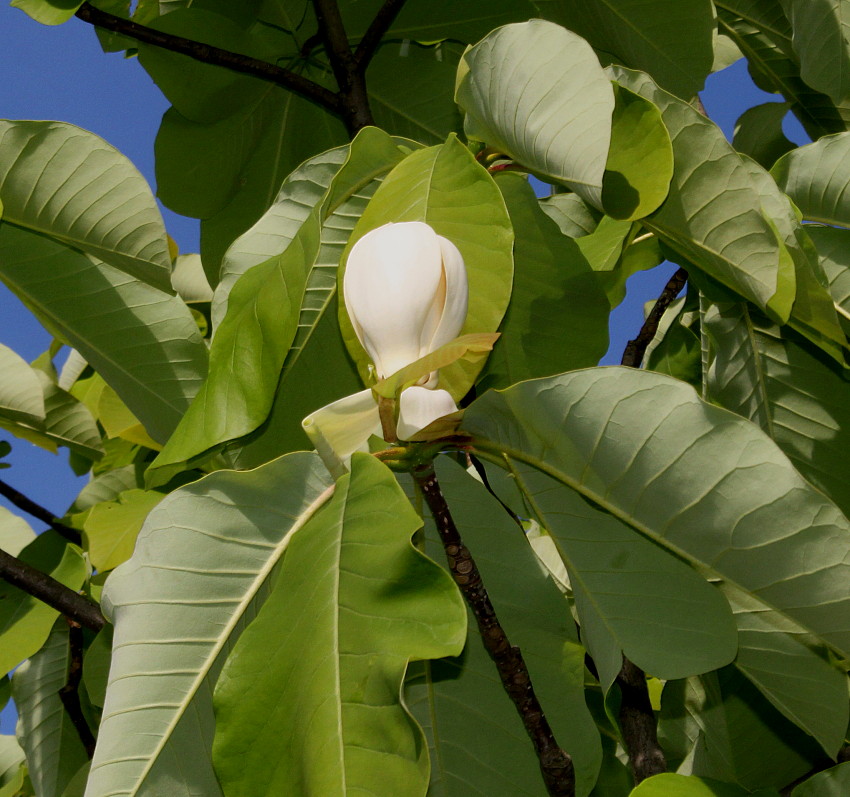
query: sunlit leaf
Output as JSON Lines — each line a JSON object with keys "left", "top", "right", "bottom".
{"left": 0, "top": 343, "right": 44, "bottom": 427}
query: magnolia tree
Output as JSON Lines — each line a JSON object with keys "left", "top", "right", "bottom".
{"left": 2, "top": 1, "right": 850, "bottom": 795}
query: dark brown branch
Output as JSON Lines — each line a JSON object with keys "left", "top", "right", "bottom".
{"left": 621, "top": 267, "right": 688, "bottom": 368}
{"left": 0, "top": 477, "right": 81, "bottom": 545}
{"left": 354, "top": 0, "right": 408, "bottom": 71}
{"left": 0, "top": 548, "right": 105, "bottom": 632}
{"left": 412, "top": 463, "right": 575, "bottom": 797}
{"left": 311, "top": 0, "right": 375, "bottom": 133}
{"left": 616, "top": 658, "right": 667, "bottom": 784}
{"left": 74, "top": 2, "right": 341, "bottom": 114}
{"left": 59, "top": 620, "right": 96, "bottom": 758}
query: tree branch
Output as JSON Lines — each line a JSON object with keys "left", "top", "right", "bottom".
{"left": 616, "top": 658, "right": 667, "bottom": 784}
{"left": 0, "top": 548, "right": 105, "bottom": 632}
{"left": 311, "top": 0, "right": 375, "bottom": 133}
{"left": 412, "top": 463, "right": 575, "bottom": 797}
{"left": 354, "top": 0, "right": 408, "bottom": 71}
{"left": 74, "top": 2, "right": 341, "bottom": 114}
{"left": 0, "top": 477, "right": 81, "bottom": 545}
{"left": 59, "top": 620, "right": 97, "bottom": 758}
{"left": 621, "top": 267, "right": 688, "bottom": 368}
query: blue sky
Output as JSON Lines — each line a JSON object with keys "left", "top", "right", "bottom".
{"left": 0, "top": 5, "right": 807, "bottom": 732}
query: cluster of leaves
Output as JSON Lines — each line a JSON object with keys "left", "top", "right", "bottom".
{"left": 2, "top": 1, "right": 850, "bottom": 796}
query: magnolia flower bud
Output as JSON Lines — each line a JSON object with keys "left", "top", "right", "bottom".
{"left": 344, "top": 221, "right": 468, "bottom": 380}
{"left": 396, "top": 386, "right": 458, "bottom": 440}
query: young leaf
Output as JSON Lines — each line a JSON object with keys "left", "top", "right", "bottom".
{"left": 212, "top": 454, "right": 466, "bottom": 797}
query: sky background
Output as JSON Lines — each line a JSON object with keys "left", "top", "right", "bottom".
{"left": 0, "top": 4, "right": 808, "bottom": 732}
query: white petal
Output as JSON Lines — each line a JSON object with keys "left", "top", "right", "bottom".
{"left": 427, "top": 234, "right": 468, "bottom": 352}
{"left": 302, "top": 388, "right": 382, "bottom": 478}
{"left": 344, "top": 222, "right": 445, "bottom": 377}
{"left": 396, "top": 386, "right": 457, "bottom": 440}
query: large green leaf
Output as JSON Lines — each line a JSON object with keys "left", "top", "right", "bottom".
{"left": 212, "top": 454, "right": 466, "bottom": 797}
{"left": 338, "top": 134, "right": 513, "bottom": 400}
{"left": 533, "top": 0, "right": 715, "bottom": 99}
{"left": 0, "top": 343, "right": 44, "bottom": 427}
{"left": 455, "top": 20, "right": 614, "bottom": 207}
{"left": 12, "top": 622, "right": 88, "bottom": 797}
{"left": 0, "top": 121, "right": 171, "bottom": 291}
{"left": 85, "top": 452, "right": 334, "bottom": 796}
{"left": 504, "top": 463, "right": 737, "bottom": 689}
{"left": 732, "top": 102, "right": 795, "bottom": 169}
{"left": 629, "top": 773, "right": 774, "bottom": 796}
{"left": 0, "top": 506, "right": 35, "bottom": 557}
{"left": 405, "top": 460, "right": 602, "bottom": 797}
{"left": 149, "top": 128, "right": 404, "bottom": 479}
{"left": 772, "top": 132, "right": 850, "bottom": 226}
{"left": 477, "top": 173, "right": 609, "bottom": 391}
{"left": 10, "top": 0, "right": 83, "bottom": 25}
{"left": 462, "top": 368, "right": 850, "bottom": 660}
{"left": 0, "top": 226, "right": 207, "bottom": 444}
{"left": 610, "top": 66, "right": 796, "bottom": 324}
{"left": 792, "top": 762, "right": 850, "bottom": 796}
{"left": 716, "top": 6, "right": 850, "bottom": 138}
{"left": 0, "top": 532, "right": 86, "bottom": 677}
{"left": 781, "top": 0, "right": 850, "bottom": 105}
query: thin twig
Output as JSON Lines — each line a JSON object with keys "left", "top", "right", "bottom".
{"left": 354, "top": 0, "right": 408, "bottom": 71}
{"left": 412, "top": 463, "right": 575, "bottom": 797}
{"left": 616, "top": 658, "right": 667, "bottom": 784}
{"left": 0, "top": 548, "right": 105, "bottom": 632}
{"left": 0, "top": 477, "right": 81, "bottom": 545}
{"left": 311, "top": 0, "right": 374, "bottom": 133}
{"left": 621, "top": 267, "right": 688, "bottom": 368}
{"left": 59, "top": 620, "right": 97, "bottom": 758}
{"left": 74, "top": 2, "right": 341, "bottom": 114}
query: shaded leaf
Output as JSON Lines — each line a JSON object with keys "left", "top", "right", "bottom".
{"left": 456, "top": 20, "right": 614, "bottom": 207}
{"left": 0, "top": 344, "right": 44, "bottom": 427}
{"left": 212, "top": 454, "right": 466, "bottom": 797}
{"left": 792, "top": 761, "right": 850, "bottom": 796}
{"left": 732, "top": 102, "right": 795, "bottom": 169}
{"left": 629, "top": 772, "right": 774, "bottom": 796}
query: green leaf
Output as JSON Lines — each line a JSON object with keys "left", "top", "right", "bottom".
{"left": 782, "top": 0, "right": 850, "bottom": 106}
{"left": 0, "top": 225, "right": 208, "bottom": 444}
{"left": 610, "top": 66, "right": 796, "bottom": 323}
{"left": 539, "top": 193, "right": 603, "bottom": 238}
{"left": 82, "top": 489, "right": 164, "bottom": 572}
{"left": 338, "top": 135, "right": 513, "bottom": 401}
{"left": 534, "top": 0, "right": 716, "bottom": 99}
{"left": 732, "top": 102, "right": 794, "bottom": 169}
{"left": 405, "top": 460, "right": 602, "bottom": 797}
{"left": 0, "top": 344, "right": 44, "bottom": 427}
{"left": 477, "top": 173, "right": 610, "bottom": 391}
{"left": 212, "top": 454, "right": 466, "bottom": 797}
{"left": 81, "top": 625, "right": 112, "bottom": 709}
{"left": 0, "top": 532, "right": 86, "bottom": 677}
{"left": 12, "top": 622, "right": 88, "bottom": 797}
{"left": 0, "top": 121, "right": 171, "bottom": 291}
{"left": 603, "top": 83, "right": 674, "bottom": 220}
{"left": 462, "top": 368, "right": 850, "bottom": 661}
{"left": 9, "top": 0, "right": 83, "bottom": 26}
{"left": 644, "top": 296, "right": 702, "bottom": 387}
{"left": 67, "top": 465, "right": 144, "bottom": 514}
{"left": 792, "top": 762, "right": 850, "bottom": 796}
{"left": 0, "top": 507, "right": 35, "bottom": 557}
{"left": 629, "top": 772, "right": 772, "bottom": 796}
{"left": 150, "top": 128, "right": 405, "bottom": 479}
{"left": 0, "top": 735, "right": 25, "bottom": 791}
{"left": 85, "top": 452, "right": 334, "bottom": 796}
{"left": 772, "top": 132, "right": 850, "bottom": 226}
{"left": 455, "top": 20, "right": 614, "bottom": 207}
{"left": 504, "top": 463, "right": 737, "bottom": 688}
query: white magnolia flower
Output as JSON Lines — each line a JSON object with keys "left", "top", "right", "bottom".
{"left": 344, "top": 221, "right": 468, "bottom": 384}
{"left": 304, "top": 221, "right": 469, "bottom": 477}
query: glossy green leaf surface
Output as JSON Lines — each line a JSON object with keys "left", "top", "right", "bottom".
{"left": 405, "top": 460, "right": 602, "bottom": 797}
{"left": 629, "top": 772, "right": 771, "bottom": 796}
{"left": 338, "top": 135, "right": 513, "bottom": 400}
{"left": 534, "top": 0, "right": 715, "bottom": 99}
{"left": 0, "top": 532, "right": 86, "bottom": 677}
{"left": 610, "top": 67, "right": 796, "bottom": 324}
{"left": 151, "top": 128, "right": 404, "bottom": 477}
{"left": 478, "top": 173, "right": 610, "bottom": 390}
{"left": 0, "top": 121, "right": 171, "bottom": 291}
{"left": 86, "top": 452, "right": 334, "bottom": 797}
{"left": 772, "top": 132, "right": 850, "bottom": 226}
{"left": 456, "top": 20, "right": 614, "bottom": 207}
{"left": 12, "top": 622, "right": 88, "bottom": 797}
{"left": 213, "top": 454, "right": 466, "bottom": 797}
{"left": 462, "top": 368, "right": 850, "bottom": 660}
{"left": 0, "top": 224, "right": 208, "bottom": 444}
{"left": 9, "top": 0, "right": 83, "bottom": 25}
